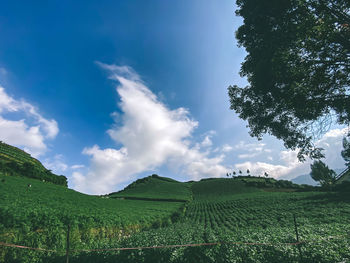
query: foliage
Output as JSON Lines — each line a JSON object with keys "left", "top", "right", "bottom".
{"left": 0, "top": 142, "right": 67, "bottom": 186}
{"left": 341, "top": 136, "right": 350, "bottom": 167}
{"left": 228, "top": 0, "right": 350, "bottom": 161}
{"left": 310, "top": 160, "right": 337, "bottom": 186}
{"left": 1, "top": 176, "right": 350, "bottom": 262}
{"left": 0, "top": 174, "right": 186, "bottom": 262}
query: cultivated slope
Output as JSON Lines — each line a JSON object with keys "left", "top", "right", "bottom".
{"left": 0, "top": 141, "right": 67, "bottom": 186}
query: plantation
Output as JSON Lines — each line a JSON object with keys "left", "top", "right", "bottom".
{"left": 0, "top": 174, "right": 186, "bottom": 262}
{"left": 1, "top": 171, "right": 350, "bottom": 262}
{"left": 0, "top": 142, "right": 45, "bottom": 170}
{"left": 0, "top": 142, "right": 67, "bottom": 186}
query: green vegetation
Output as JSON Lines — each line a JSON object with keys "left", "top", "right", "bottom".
{"left": 228, "top": 0, "right": 350, "bottom": 160}
{"left": 0, "top": 174, "right": 186, "bottom": 262}
{"left": 0, "top": 142, "right": 45, "bottom": 169}
{"left": 0, "top": 142, "right": 67, "bottom": 186}
{"left": 1, "top": 168, "right": 349, "bottom": 262}
{"left": 310, "top": 160, "right": 337, "bottom": 187}
{"left": 342, "top": 136, "right": 350, "bottom": 168}
{"left": 109, "top": 174, "right": 192, "bottom": 202}
{"left": 191, "top": 178, "right": 260, "bottom": 201}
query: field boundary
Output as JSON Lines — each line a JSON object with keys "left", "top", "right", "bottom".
{"left": 0, "top": 240, "right": 305, "bottom": 253}
{"left": 1, "top": 233, "right": 347, "bottom": 254}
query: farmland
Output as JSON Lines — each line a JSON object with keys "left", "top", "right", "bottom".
{"left": 0, "top": 169, "right": 349, "bottom": 262}
{"left": 0, "top": 174, "right": 186, "bottom": 262}
{"left": 0, "top": 142, "right": 67, "bottom": 186}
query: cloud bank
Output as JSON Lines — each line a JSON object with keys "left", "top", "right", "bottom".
{"left": 73, "top": 63, "right": 228, "bottom": 194}
{"left": 233, "top": 128, "right": 349, "bottom": 180}
{"left": 0, "top": 86, "right": 58, "bottom": 157}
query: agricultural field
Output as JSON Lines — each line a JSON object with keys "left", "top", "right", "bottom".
{"left": 1, "top": 174, "right": 349, "bottom": 263}
{"left": 0, "top": 142, "right": 47, "bottom": 172}
{"left": 0, "top": 142, "right": 67, "bottom": 186}
{"left": 0, "top": 174, "right": 186, "bottom": 263}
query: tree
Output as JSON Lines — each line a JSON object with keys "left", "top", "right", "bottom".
{"left": 239, "top": 170, "right": 242, "bottom": 175}
{"left": 228, "top": 0, "right": 350, "bottom": 161}
{"left": 310, "top": 160, "right": 337, "bottom": 186}
{"left": 247, "top": 169, "right": 250, "bottom": 176}
{"left": 341, "top": 136, "right": 350, "bottom": 168}
{"left": 264, "top": 172, "right": 269, "bottom": 178}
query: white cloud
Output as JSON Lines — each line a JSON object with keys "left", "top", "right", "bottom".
{"left": 0, "top": 117, "right": 46, "bottom": 157}
{"left": 222, "top": 144, "right": 233, "bottom": 152}
{"left": 43, "top": 154, "right": 68, "bottom": 174}
{"left": 0, "top": 86, "right": 58, "bottom": 156}
{"left": 233, "top": 140, "right": 272, "bottom": 160}
{"left": 238, "top": 152, "right": 260, "bottom": 159}
{"left": 201, "top": 135, "right": 213, "bottom": 147}
{"left": 234, "top": 127, "right": 349, "bottom": 180}
{"left": 73, "top": 63, "right": 228, "bottom": 194}
{"left": 71, "top": 164, "right": 85, "bottom": 170}
{"left": 234, "top": 141, "right": 266, "bottom": 151}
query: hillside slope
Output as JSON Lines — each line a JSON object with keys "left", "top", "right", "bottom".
{"left": 191, "top": 178, "right": 260, "bottom": 201}
{"left": 0, "top": 141, "right": 67, "bottom": 186}
{"left": 108, "top": 174, "right": 192, "bottom": 201}
{"left": 1, "top": 174, "right": 349, "bottom": 262}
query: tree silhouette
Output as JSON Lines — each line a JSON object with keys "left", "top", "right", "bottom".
{"left": 310, "top": 160, "right": 337, "bottom": 187}
{"left": 228, "top": 0, "right": 350, "bottom": 161}
{"left": 341, "top": 136, "right": 350, "bottom": 168}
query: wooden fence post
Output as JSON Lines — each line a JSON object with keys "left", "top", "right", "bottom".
{"left": 293, "top": 214, "right": 303, "bottom": 262}
{"left": 66, "top": 224, "right": 70, "bottom": 263}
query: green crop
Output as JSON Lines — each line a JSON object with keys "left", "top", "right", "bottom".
{"left": 1, "top": 176, "right": 349, "bottom": 263}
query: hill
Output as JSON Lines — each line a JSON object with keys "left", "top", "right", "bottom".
{"left": 191, "top": 177, "right": 261, "bottom": 201}
{"left": 292, "top": 168, "right": 346, "bottom": 186}
{"left": 108, "top": 174, "right": 192, "bottom": 202}
{"left": 0, "top": 173, "right": 186, "bottom": 262}
{"left": 291, "top": 173, "right": 318, "bottom": 186}
{"left": 0, "top": 141, "right": 67, "bottom": 186}
{"left": 1, "top": 171, "right": 349, "bottom": 262}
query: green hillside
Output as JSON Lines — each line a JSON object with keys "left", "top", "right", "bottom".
{"left": 0, "top": 174, "right": 186, "bottom": 262}
{"left": 0, "top": 141, "right": 67, "bottom": 186}
{"left": 1, "top": 170, "right": 350, "bottom": 263}
{"left": 0, "top": 141, "right": 45, "bottom": 170}
{"left": 108, "top": 174, "right": 192, "bottom": 201}
{"left": 191, "top": 178, "right": 261, "bottom": 201}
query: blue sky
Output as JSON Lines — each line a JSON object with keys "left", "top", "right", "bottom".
{"left": 0, "top": 1, "right": 347, "bottom": 194}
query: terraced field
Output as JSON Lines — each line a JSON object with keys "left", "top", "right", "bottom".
{"left": 0, "top": 142, "right": 45, "bottom": 170}
{"left": 66, "top": 180, "right": 350, "bottom": 263}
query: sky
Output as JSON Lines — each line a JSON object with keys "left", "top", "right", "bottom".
{"left": 0, "top": 0, "right": 348, "bottom": 194}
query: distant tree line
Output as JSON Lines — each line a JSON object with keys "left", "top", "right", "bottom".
{"left": 0, "top": 159, "right": 67, "bottom": 186}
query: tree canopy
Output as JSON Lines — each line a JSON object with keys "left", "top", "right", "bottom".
{"left": 228, "top": 0, "right": 350, "bottom": 160}
{"left": 342, "top": 136, "right": 350, "bottom": 167}
{"left": 310, "top": 160, "right": 336, "bottom": 186}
